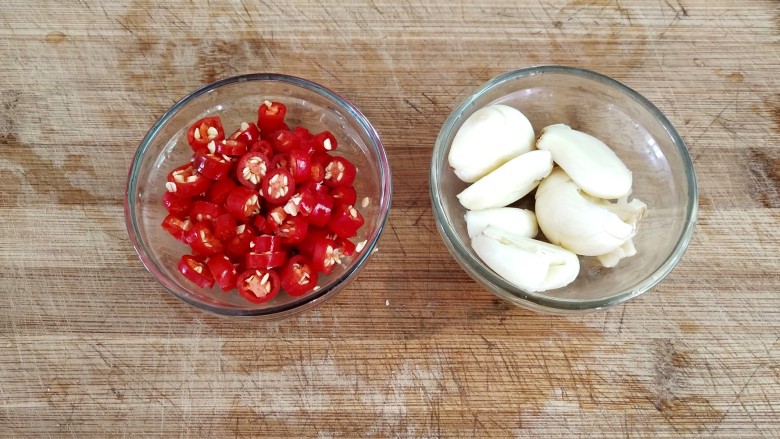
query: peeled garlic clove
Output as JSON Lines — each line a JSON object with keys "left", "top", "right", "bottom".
{"left": 605, "top": 198, "right": 648, "bottom": 225}
{"left": 536, "top": 124, "right": 632, "bottom": 199}
{"left": 457, "top": 150, "right": 553, "bottom": 211}
{"left": 472, "top": 226, "right": 580, "bottom": 292}
{"left": 535, "top": 168, "right": 647, "bottom": 256}
{"left": 448, "top": 104, "right": 535, "bottom": 183}
{"left": 596, "top": 239, "right": 637, "bottom": 268}
{"left": 465, "top": 207, "right": 538, "bottom": 239}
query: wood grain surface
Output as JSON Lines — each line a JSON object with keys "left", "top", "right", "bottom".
{"left": 1, "top": 0, "right": 779, "bottom": 437}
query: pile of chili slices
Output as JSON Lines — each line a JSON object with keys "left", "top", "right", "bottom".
{"left": 161, "top": 101, "right": 366, "bottom": 304}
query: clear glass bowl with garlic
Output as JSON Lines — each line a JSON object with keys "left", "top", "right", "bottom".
{"left": 430, "top": 66, "right": 698, "bottom": 314}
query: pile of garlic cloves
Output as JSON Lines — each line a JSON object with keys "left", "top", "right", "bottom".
{"left": 448, "top": 105, "right": 647, "bottom": 293}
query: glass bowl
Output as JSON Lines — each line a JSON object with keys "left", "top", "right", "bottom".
{"left": 125, "top": 74, "right": 392, "bottom": 318}
{"left": 430, "top": 66, "right": 698, "bottom": 314}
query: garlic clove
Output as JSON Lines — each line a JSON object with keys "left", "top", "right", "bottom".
{"left": 535, "top": 168, "right": 646, "bottom": 256}
{"left": 457, "top": 150, "right": 553, "bottom": 211}
{"left": 472, "top": 226, "right": 580, "bottom": 292}
{"left": 448, "top": 104, "right": 535, "bottom": 183}
{"left": 465, "top": 207, "right": 538, "bottom": 239}
{"left": 536, "top": 124, "right": 632, "bottom": 199}
{"left": 596, "top": 239, "right": 637, "bottom": 268}
{"left": 604, "top": 198, "right": 648, "bottom": 226}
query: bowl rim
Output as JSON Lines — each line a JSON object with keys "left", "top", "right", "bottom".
{"left": 125, "top": 73, "right": 392, "bottom": 318}
{"left": 430, "top": 65, "right": 699, "bottom": 313}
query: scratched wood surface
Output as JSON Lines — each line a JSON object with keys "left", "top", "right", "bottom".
{"left": 0, "top": 0, "right": 778, "bottom": 437}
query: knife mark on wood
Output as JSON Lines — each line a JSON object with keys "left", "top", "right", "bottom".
{"left": 663, "top": 0, "right": 689, "bottom": 18}
{"left": 404, "top": 99, "right": 423, "bottom": 116}
{"left": 389, "top": 224, "right": 406, "bottom": 257}
{"left": 688, "top": 101, "right": 731, "bottom": 148}
{"left": 748, "top": 147, "right": 780, "bottom": 209}
{"left": 314, "top": 61, "right": 339, "bottom": 82}
{"left": 238, "top": 0, "right": 253, "bottom": 19}
{"left": 0, "top": 90, "right": 20, "bottom": 134}
{"left": 552, "top": 1, "right": 648, "bottom": 69}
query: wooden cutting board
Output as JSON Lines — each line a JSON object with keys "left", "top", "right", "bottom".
{"left": 1, "top": 0, "right": 778, "bottom": 436}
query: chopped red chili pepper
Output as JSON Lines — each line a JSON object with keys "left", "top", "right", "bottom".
{"left": 162, "top": 100, "right": 366, "bottom": 302}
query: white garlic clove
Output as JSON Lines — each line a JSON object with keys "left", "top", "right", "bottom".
{"left": 536, "top": 124, "right": 632, "bottom": 199}
{"left": 465, "top": 207, "right": 538, "bottom": 239}
{"left": 457, "top": 150, "right": 553, "bottom": 211}
{"left": 448, "top": 104, "right": 535, "bottom": 183}
{"left": 535, "top": 168, "right": 647, "bottom": 256}
{"left": 472, "top": 226, "right": 580, "bottom": 292}
{"left": 596, "top": 239, "right": 637, "bottom": 268}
